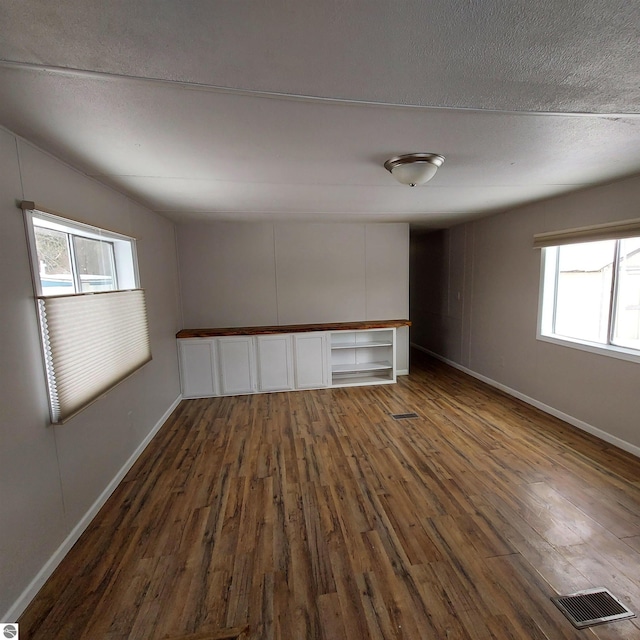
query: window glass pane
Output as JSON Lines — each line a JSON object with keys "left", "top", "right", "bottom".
{"left": 34, "top": 226, "right": 75, "bottom": 295}
{"left": 72, "top": 236, "right": 117, "bottom": 292}
{"left": 554, "top": 240, "right": 615, "bottom": 343}
{"left": 612, "top": 237, "right": 640, "bottom": 350}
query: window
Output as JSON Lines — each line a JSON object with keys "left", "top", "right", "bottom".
{"left": 23, "top": 203, "right": 151, "bottom": 423}
{"left": 539, "top": 235, "right": 640, "bottom": 359}
{"left": 29, "top": 212, "right": 137, "bottom": 296}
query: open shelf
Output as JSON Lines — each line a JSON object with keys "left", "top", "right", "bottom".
{"left": 332, "top": 361, "right": 393, "bottom": 374}
{"left": 329, "top": 327, "right": 396, "bottom": 387}
{"left": 330, "top": 372, "right": 396, "bottom": 386}
{"left": 331, "top": 341, "right": 392, "bottom": 350}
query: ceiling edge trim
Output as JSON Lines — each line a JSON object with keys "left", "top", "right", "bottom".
{"left": 2, "top": 58, "right": 639, "bottom": 119}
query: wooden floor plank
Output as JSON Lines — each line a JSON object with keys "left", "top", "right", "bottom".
{"left": 18, "top": 351, "right": 640, "bottom": 639}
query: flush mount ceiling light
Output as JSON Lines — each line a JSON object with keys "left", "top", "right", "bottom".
{"left": 384, "top": 153, "right": 445, "bottom": 187}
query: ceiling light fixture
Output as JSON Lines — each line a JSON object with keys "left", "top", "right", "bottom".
{"left": 384, "top": 153, "right": 445, "bottom": 187}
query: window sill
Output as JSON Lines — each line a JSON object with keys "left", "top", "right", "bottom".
{"left": 537, "top": 333, "right": 640, "bottom": 365}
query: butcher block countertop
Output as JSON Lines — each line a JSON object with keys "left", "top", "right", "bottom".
{"left": 176, "top": 319, "right": 411, "bottom": 339}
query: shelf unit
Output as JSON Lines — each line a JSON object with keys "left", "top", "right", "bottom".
{"left": 177, "top": 320, "right": 408, "bottom": 397}
{"left": 329, "top": 327, "right": 396, "bottom": 387}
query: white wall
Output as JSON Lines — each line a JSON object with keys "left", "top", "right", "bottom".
{"left": 410, "top": 175, "right": 640, "bottom": 453}
{"left": 177, "top": 221, "right": 410, "bottom": 370}
{"left": 0, "top": 128, "right": 182, "bottom": 618}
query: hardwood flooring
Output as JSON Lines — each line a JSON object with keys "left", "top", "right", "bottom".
{"left": 19, "top": 351, "right": 640, "bottom": 639}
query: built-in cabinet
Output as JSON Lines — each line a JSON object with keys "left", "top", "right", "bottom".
{"left": 178, "top": 338, "right": 218, "bottom": 397}
{"left": 218, "top": 336, "right": 255, "bottom": 395}
{"left": 177, "top": 321, "right": 406, "bottom": 398}
{"left": 178, "top": 332, "right": 328, "bottom": 398}
{"left": 293, "top": 332, "right": 329, "bottom": 389}
{"left": 256, "top": 334, "right": 294, "bottom": 392}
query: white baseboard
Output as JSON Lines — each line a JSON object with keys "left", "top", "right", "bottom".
{"left": 397, "top": 369, "right": 409, "bottom": 376}
{"left": 411, "top": 343, "right": 640, "bottom": 460}
{"left": 3, "top": 394, "right": 183, "bottom": 622}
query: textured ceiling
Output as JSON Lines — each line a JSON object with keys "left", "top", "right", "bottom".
{"left": 2, "top": 0, "right": 639, "bottom": 113}
{"left": 0, "top": 1, "right": 639, "bottom": 226}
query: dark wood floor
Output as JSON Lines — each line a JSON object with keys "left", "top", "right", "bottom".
{"left": 19, "top": 351, "right": 640, "bottom": 639}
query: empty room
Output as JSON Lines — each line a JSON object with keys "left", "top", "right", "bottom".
{"left": 1, "top": 2, "right": 640, "bottom": 639}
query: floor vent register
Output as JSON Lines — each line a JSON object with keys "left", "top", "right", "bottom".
{"left": 551, "top": 588, "right": 635, "bottom": 629}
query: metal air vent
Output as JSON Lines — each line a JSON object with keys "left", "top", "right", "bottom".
{"left": 551, "top": 588, "right": 635, "bottom": 629}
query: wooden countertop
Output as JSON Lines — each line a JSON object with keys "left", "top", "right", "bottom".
{"left": 177, "top": 319, "right": 411, "bottom": 339}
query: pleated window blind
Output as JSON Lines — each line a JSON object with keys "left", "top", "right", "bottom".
{"left": 22, "top": 203, "right": 151, "bottom": 423}
{"left": 38, "top": 290, "right": 151, "bottom": 423}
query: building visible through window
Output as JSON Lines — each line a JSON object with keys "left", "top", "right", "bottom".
{"left": 539, "top": 236, "right": 640, "bottom": 356}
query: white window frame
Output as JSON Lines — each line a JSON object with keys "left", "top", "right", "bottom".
{"left": 22, "top": 203, "right": 151, "bottom": 423}
{"left": 25, "top": 209, "right": 140, "bottom": 296}
{"left": 537, "top": 242, "right": 640, "bottom": 365}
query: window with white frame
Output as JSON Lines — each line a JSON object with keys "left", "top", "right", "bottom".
{"left": 29, "top": 210, "right": 140, "bottom": 296}
{"left": 23, "top": 203, "right": 151, "bottom": 423}
{"left": 537, "top": 225, "right": 640, "bottom": 359}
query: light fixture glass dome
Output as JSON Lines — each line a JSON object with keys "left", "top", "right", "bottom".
{"left": 384, "top": 153, "right": 445, "bottom": 186}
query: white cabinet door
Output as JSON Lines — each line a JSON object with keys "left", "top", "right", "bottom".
{"left": 256, "top": 334, "right": 294, "bottom": 392}
{"left": 178, "top": 339, "right": 217, "bottom": 398}
{"left": 293, "top": 332, "right": 329, "bottom": 389}
{"left": 217, "top": 336, "right": 256, "bottom": 395}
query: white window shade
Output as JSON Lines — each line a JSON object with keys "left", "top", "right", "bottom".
{"left": 533, "top": 218, "right": 640, "bottom": 248}
{"left": 38, "top": 289, "right": 151, "bottom": 423}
